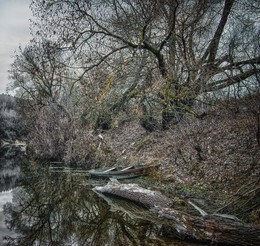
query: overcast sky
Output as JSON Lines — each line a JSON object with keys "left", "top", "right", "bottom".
{"left": 0, "top": 0, "right": 32, "bottom": 94}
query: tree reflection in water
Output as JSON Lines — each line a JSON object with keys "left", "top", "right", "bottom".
{"left": 3, "top": 162, "right": 182, "bottom": 246}
{"left": 0, "top": 146, "right": 23, "bottom": 192}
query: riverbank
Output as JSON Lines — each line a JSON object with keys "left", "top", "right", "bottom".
{"left": 104, "top": 99, "right": 259, "bottom": 190}
{"left": 22, "top": 94, "right": 260, "bottom": 225}
{"left": 93, "top": 179, "right": 260, "bottom": 245}
{"left": 99, "top": 96, "right": 260, "bottom": 224}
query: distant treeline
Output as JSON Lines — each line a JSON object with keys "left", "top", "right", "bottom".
{"left": 0, "top": 94, "right": 26, "bottom": 141}
{"left": 0, "top": 94, "right": 16, "bottom": 110}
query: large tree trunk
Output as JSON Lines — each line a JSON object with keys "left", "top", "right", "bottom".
{"left": 156, "top": 207, "right": 260, "bottom": 246}
{"left": 93, "top": 180, "right": 260, "bottom": 245}
{"left": 93, "top": 179, "right": 173, "bottom": 208}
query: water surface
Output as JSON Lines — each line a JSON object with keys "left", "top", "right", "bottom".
{"left": 0, "top": 148, "right": 203, "bottom": 245}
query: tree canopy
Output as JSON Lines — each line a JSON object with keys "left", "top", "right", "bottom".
{"left": 9, "top": 0, "right": 260, "bottom": 129}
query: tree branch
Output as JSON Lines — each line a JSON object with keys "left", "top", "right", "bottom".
{"left": 159, "top": 0, "right": 179, "bottom": 52}
{"left": 74, "top": 4, "right": 140, "bottom": 49}
{"left": 206, "top": 68, "right": 260, "bottom": 92}
{"left": 202, "top": 0, "right": 235, "bottom": 63}
{"left": 69, "top": 45, "right": 129, "bottom": 93}
{"left": 218, "top": 56, "right": 260, "bottom": 71}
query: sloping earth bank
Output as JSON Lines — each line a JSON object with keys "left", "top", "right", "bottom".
{"left": 107, "top": 106, "right": 259, "bottom": 189}
{"left": 102, "top": 98, "right": 260, "bottom": 224}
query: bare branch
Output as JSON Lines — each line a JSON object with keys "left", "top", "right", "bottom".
{"left": 206, "top": 68, "right": 260, "bottom": 92}
{"left": 69, "top": 45, "right": 129, "bottom": 93}
{"left": 218, "top": 56, "right": 260, "bottom": 71}
{"left": 202, "top": 0, "right": 235, "bottom": 63}
{"left": 159, "top": 0, "right": 179, "bottom": 52}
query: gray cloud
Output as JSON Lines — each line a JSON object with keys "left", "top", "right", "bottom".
{"left": 0, "top": 0, "right": 32, "bottom": 94}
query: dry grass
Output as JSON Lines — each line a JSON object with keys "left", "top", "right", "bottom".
{"left": 105, "top": 95, "right": 260, "bottom": 194}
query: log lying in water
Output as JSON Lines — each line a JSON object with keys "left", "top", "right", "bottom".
{"left": 93, "top": 179, "right": 260, "bottom": 245}
{"left": 155, "top": 207, "right": 260, "bottom": 246}
{"left": 93, "top": 178, "right": 173, "bottom": 208}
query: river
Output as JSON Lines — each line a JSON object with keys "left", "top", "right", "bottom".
{"left": 0, "top": 146, "right": 204, "bottom": 246}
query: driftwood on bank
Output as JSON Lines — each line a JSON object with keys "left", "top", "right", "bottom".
{"left": 93, "top": 179, "right": 260, "bottom": 245}
{"left": 93, "top": 178, "right": 173, "bottom": 208}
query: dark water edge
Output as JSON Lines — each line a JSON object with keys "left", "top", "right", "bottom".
{"left": 0, "top": 146, "right": 23, "bottom": 246}
{"left": 0, "top": 148, "right": 205, "bottom": 246}
{"left": 0, "top": 146, "right": 22, "bottom": 193}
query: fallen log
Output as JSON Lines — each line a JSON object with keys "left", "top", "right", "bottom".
{"left": 154, "top": 207, "right": 260, "bottom": 246}
{"left": 93, "top": 179, "right": 260, "bottom": 245}
{"left": 93, "top": 178, "right": 173, "bottom": 208}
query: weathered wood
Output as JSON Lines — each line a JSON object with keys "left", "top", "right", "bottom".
{"left": 155, "top": 207, "right": 260, "bottom": 245}
{"left": 93, "top": 180, "right": 260, "bottom": 245}
{"left": 93, "top": 179, "right": 173, "bottom": 208}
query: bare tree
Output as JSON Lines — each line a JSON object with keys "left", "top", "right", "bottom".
{"left": 13, "top": 0, "right": 260, "bottom": 129}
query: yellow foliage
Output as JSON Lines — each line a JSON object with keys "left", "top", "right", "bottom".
{"left": 99, "top": 75, "right": 115, "bottom": 103}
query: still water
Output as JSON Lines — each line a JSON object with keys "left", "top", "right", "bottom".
{"left": 0, "top": 147, "right": 203, "bottom": 246}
